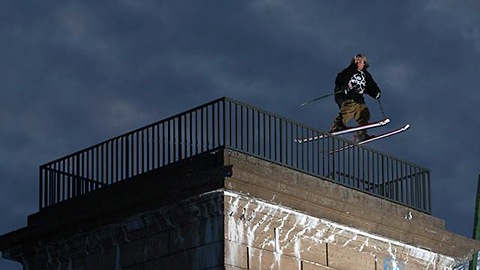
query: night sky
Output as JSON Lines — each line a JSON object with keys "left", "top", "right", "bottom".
{"left": 1, "top": 1, "right": 479, "bottom": 269}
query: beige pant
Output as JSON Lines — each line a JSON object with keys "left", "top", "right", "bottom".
{"left": 331, "top": 100, "right": 371, "bottom": 136}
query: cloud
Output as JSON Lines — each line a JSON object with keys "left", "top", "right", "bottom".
{"left": 378, "top": 61, "right": 414, "bottom": 93}
{"left": 95, "top": 99, "right": 150, "bottom": 132}
{"left": 422, "top": 0, "right": 480, "bottom": 54}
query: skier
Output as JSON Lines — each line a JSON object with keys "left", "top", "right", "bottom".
{"left": 329, "top": 54, "right": 382, "bottom": 142}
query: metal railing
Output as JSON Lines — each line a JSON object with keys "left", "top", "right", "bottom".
{"left": 39, "top": 97, "right": 431, "bottom": 213}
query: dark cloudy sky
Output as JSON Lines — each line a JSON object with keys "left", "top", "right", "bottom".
{"left": 1, "top": 1, "right": 479, "bottom": 268}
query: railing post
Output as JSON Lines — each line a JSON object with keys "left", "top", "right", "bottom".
{"left": 222, "top": 99, "right": 226, "bottom": 148}
{"left": 470, "top": 174, "right": 480, "bottom": 269}
{"left": 39, "top": 167, "right": 43, "bottom": 210}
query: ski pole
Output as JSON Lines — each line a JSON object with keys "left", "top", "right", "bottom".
{"left": 300, "top": 90, "right": 343, "bottom": 107}
{"left": 377, "top": 99, "right": 387, "bottom": 119}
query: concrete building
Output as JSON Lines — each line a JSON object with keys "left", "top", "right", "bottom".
{"left": 0, "top": 97, "right": 479, "bottom": 269}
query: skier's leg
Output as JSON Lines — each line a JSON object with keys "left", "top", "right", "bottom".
{"left": 330, "top": 100, "right": 354, "bottom": 132}
{"left": 354, "top": 103, "right": 371, "bottom": 141}
{"left": 330, "top": 113, "right": 345, "bottom": 133}
{"left": 355, "top": 103, "right": 370, "bottom": 126}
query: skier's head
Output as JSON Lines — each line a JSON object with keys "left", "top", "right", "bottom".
{"left": 351, "top": 54, "right": 369, "bottom": 70}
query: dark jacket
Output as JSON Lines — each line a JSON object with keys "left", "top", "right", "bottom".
{"left": 334, "top": 63, "right": 381, "bottom": 106}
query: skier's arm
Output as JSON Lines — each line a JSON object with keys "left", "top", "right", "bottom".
{"left": 365, "top": 72, "right": 381, "bottom": 99}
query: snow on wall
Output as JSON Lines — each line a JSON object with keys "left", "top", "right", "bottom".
{"left": 224, "top": 190, "right": 467, "bottom": 270}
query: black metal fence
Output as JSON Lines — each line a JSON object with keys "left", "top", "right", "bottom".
{"left": 39, "top": 97, "right": 431, "bottom": 213}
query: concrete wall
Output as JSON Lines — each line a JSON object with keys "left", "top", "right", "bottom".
{"left": 2, "top": 192, "right": 225, "bottom": 270}
{"left": 0, "top": 149, "right": 479, "bottom": 269}
{"left": 223, "top": 150, "right": 479, "bottom": 260}
{"left": 224, "top": 190, "right": 461, "bottom": 269}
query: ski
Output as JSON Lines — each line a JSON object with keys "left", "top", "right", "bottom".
{"left": 294, "top": 118, "right": 390, "bottom": 143}
{"left": 357, "top": 124, "right": 410, "bottom": 145}
{"left": 330, "top": 124, "right": 410, "bottom": 153}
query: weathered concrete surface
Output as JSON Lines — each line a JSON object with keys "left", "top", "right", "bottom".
{"left": 2, "top": 191, "right": 226, "bottom": 270}
{"left": 224, "top": 190, "right": 462, "bottom": 269}
{"left": 0, "top": 148, "right": 478, "bottom": 269}
{"left": 223, "top": 150, "right": 480, "bottom": 260}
